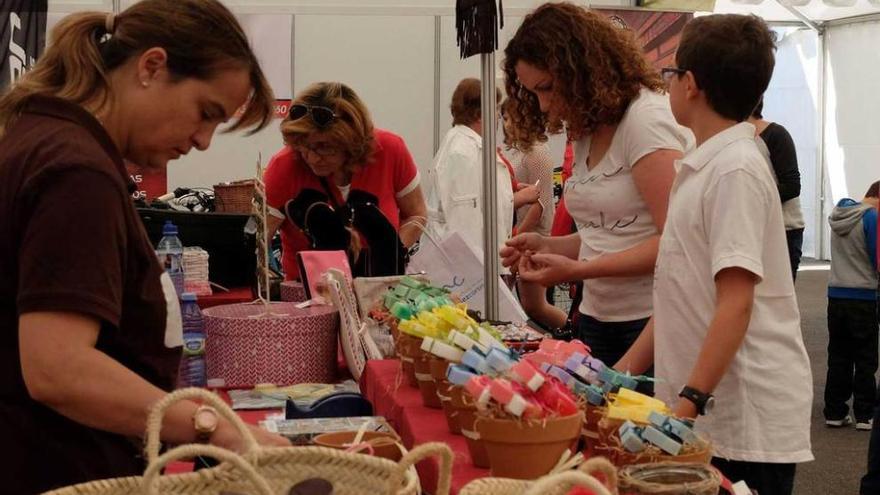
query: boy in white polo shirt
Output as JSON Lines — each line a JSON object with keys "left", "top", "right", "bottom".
{"left": 615, "top": 14, "right": 813, "bottom": 494}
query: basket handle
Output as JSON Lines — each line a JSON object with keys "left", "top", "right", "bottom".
{"left": 141, "top": 443, "right": 273, "bottom": 495}
{"left": 145, "top": 387, "right": 259, "bottom": 464}
{"left": 578, "top": 457, "right": 619, "bottom": 495}
{"left": 522, "top": 470, "right": 615, "bottom": 495}
{"left": 388, "top": 442, "right": 453, "bottom": 495}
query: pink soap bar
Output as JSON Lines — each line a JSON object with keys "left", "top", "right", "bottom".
{"left": 509, "top": 360, "right": 546, "bottom": 392}
{"left": 510, "top": 381, "right": 547, "bottom": 419}
{"left": 535, "top": 377, "right": 579, "bottom": 417}
{"left": 464, "top": 376, "right": 492, "bottom": 406}
{"left": 523, "top": 350, "right": 555, "bottom": 368}
{"left": 539, "top": 338, "right": 591, "bottom": 357}
{"left": 490, "top": 379, "right": 544, "bottom": 418}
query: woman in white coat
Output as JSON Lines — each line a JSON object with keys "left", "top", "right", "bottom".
{"left": 425, "top": 78, "right": 538, "bottom": 259}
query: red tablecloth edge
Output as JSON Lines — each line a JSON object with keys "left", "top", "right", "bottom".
{"left": 360, "top": 359, "right": 489, "bottom": 494}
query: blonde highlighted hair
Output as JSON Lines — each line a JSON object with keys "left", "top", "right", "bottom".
{"left": 0, "top": 0, "right": 274, "bottom": 136}
{"left": 281, "top": 82, "right": 375, "bottom": 172}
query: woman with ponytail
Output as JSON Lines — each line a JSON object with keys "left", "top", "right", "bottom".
{"left": 0, "top": 1, "right": 289, "bottom": 492}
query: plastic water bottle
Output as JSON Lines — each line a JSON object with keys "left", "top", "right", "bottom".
{"left": 178, "top": 293, "right": 207, "bottom": 388}
{"left": 156, "top": 220, "right": 185, "bottom": 296}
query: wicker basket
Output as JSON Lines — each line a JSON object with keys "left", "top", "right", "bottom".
{"left": 459, "top": 457, "right": 617, "bottom": 495}
{"left": 45, "top": 388, "right": 453, "bottom": 495}
{"left": 595, "top": 417, "right": 712, "bottom": 468}
{"left": 214, "top": 179, "right": 256, "bottom": 214}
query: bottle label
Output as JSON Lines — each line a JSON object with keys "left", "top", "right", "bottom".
{"left": 183, "top": 336, "right": 205, "bottom": 356}
{"left": 159, "top": 252, "right": 184, "bottom": 275}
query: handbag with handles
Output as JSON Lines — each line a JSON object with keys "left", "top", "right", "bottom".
{"left": 45, "top": 388, "right": 453, "bottom": 495}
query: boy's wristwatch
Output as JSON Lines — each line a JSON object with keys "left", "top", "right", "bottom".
{"left": 679, "top": 386, "right": 715, "bottom": 416}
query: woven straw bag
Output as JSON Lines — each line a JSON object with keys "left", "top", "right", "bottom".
{"left": 458, "top": 457, "right": 618, "bottom": 495}
{"left": 45, "top": 388, "right": 452, "bottom": 495}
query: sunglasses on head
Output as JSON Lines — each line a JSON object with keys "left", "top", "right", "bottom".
{"left": 289, "top": 104, "right": 339, "bottom": 128}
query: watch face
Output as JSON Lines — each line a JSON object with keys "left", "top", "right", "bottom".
{"left": 704, "top": 396, "right": 716, "bottom": 414}
{"left": 194, "top": 407, "right": 219, "bottom": 432}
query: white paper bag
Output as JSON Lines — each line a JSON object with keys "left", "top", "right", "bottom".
{"left": 409, "top": 231, "right": 527, "bottom": 324}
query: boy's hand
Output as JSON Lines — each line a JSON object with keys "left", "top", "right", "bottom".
{"left": 519, "top": 252, "right": 582, "bottom": 286}
{"left": 673, "top": 398, "right": 699, "bottom": 420}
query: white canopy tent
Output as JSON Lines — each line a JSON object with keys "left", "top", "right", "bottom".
{"left": 703, "top": 0, "right": 880, "bottom": 258}
{"left": 46, "top": 0, "right": 879, "bottom": 260}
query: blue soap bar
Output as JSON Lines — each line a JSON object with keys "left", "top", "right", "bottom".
{"left": 619, "top": 421, "right": 646, "bottom": 452}
{"left": 446, "top": 364, "right": 478, "bottom": 386}
{"left": 643, "top": 426, "right": 683, "bottom": 455}
{"left": 486, "top": 347, "right": 515, "bottom": 373}
{"left": 648, "top": 411, "right": 670, "bottom": 430}
{"left": 546, "top": 365, "right": 576, "bottom": 388}
{"left": 564, "top": 355, "right": 584, "bottom": 373}
{"left": 585, "top": 356, "right": 606, "bottom": 373}
{"left": 461, "top": 348, "right": 489, "bottom": 374}
{"left": 668, "top": 418, "right": 700, "bottom": 445}
{"left": 584, "top": 384, "right": 606, "bottom": 406}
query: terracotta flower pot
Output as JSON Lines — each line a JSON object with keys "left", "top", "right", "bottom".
{"left": 476, "top": 412, "right": 585, "bottom": 480}
{"left": 458, "top": 407, "right": 491, "bottom": 468}
{"left": 394, "top": 331, "right": 422, "bottom": 387}
{"left": 415, "top": 353, "right": 441, "bottom": 409}
{"left": 449, "top": 386, "right": 489, "bottom": 467}
{"left": 430, "top": 358, "right": 460, "bottom": 434}
{"left": 312, "top": 430, "right": 403, "bottom": 462}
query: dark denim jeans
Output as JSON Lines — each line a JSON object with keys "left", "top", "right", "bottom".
{"left": 713, "top": 458, "right": 796, "bottom": 495}
{"left": 824, "top": 298, "right": 879, "bottom": 422}
{"left": 576, "top": 313, "right": 652, "bottom": 393}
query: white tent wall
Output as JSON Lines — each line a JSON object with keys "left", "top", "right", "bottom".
{"left": 47, "top": 0, "right": 629, "bottom": 193}
{"left": 764, "top": 27, "right": 821, "bottom": 259}
{"left": 823, "top": 19, "right": 880, "bottom": 256}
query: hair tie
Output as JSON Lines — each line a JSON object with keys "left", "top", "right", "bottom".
{"left": 105, "top": 13, "right": 116, "bottom": 34}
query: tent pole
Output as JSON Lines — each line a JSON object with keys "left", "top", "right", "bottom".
{"left": 775, "top": 0, "right": 824, "bottom": 33}
{"left": 481, "top": 51, "right": 500, "bottom": 321}
{"left": 816, "top": 29, "right": 828, "bottom": 260}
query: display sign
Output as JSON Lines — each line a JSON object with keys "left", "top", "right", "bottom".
{"left": 1, "top": 0, "right": 46, "bottom": 90}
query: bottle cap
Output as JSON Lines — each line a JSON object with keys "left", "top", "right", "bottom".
{"left": 162, "top": 220, "right": 178, "bottom": 236}
{"left": 180, "top": 292, "right": 198, "bottom": 302}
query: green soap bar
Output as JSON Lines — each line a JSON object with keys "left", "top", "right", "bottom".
{"left": 391, "top": 301, "right": 414, "bottom": 320}
{"left": 384, "top": 293, "right": 400, "bottom": 308}
{"left": 400, "top": 276, "right": 421, "bottom": 289}
{"left": 393, "top": 284, "right": 409, "bottom": 297}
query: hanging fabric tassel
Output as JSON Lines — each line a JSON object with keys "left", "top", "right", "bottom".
{"left": 455, "top": 0, "right": 504, "bottom": 59}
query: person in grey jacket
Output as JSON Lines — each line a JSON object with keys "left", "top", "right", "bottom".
{"left": 824, "top": 180, "right": 878, "bottom": 431}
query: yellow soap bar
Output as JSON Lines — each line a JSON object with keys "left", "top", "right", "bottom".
{"left": 614, "top": 388, "right": 668, "bottom": 411}
{"left": 606, "top": 404, "right": 668, "bottom": 423}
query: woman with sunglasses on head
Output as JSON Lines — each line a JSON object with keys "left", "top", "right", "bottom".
{"left": 0, "top": 1, "right": 291, "bottom": 492}
{"left": 264, "top": 82, "right": 427, "bottom": 280}
{"left": 499, "top": 2, "right": 689, "bottom": 368}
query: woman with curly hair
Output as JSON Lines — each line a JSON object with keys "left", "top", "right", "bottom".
{"left": 500, "top": 98, "right": 567, "bottom": 331}
{"left": 500, "top": 2, "right": 690, "bottom": 367}
{"left": 264, "top": 82, "right": 427, "bottom": 279}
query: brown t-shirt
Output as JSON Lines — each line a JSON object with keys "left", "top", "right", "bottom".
{"left": 0, "top": 96, "right": 180, "bottom": 494}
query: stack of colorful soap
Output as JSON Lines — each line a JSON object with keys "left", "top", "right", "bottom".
{"left": 448, "top": 347, "right": 584, "bottom": 480}
{"left": 384, "top": 276, "right": 453, "bottom": 321}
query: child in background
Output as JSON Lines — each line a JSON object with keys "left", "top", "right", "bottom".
{"left": 615, "top": 14, "right": 812, "bottom": 494}
{"left": 824, "top": 181, "right": 878, "bottom": 430}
